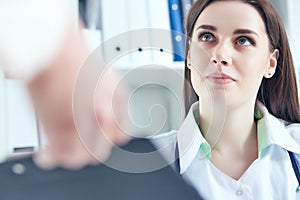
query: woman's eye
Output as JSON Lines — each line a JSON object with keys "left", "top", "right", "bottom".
{"left": 236, "top": 37, "right": 253, "bottom": 46}
{"left": 199, "top": 33, "right": 215, "bottom": 42}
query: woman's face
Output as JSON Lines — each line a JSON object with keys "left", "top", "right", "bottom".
{"left": 188, "top": 1, "right": 278, "bottom": 108}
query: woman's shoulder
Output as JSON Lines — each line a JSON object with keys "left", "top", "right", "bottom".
{"left": 285, "top": 123, "right": 300, "bottom": 144}
{"left": 148, "top": 130, "right": 178, "bottom": 162}
{"left": 149, "top": 130, "right": 178, "bottom": 139}
{"left": 148, "top": 130, "right": 177, "bottom": 145}
{"left": 258, "top": 101, "right": 300, "bottom": 145}
{"left": 265, "top": 112, "right": 300, "bottom": 152}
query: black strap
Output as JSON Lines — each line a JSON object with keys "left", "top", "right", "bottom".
{"left": 288, "top": 151, "right": 300, "bottom": 192}
{"left": 174, "top": 141, "right": 180, "bottom": 174}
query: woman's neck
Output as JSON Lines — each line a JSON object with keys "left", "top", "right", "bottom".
{"left": 198, "top": 101, "right": 257, "bottom": 152}
{"left": 198, "top": 100, "right": 258, "bottom": 180}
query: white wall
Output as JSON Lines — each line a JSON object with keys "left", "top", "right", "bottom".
{"left": 287, "top": 0, "right": 300, "bottom": 70}
{"left": 271, "top": 0, "right": 300, "bottom": 92}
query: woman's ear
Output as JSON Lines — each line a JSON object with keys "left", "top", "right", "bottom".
{"left": 264, "top": 49, "right": 279, "bottom": 78}
{"left": 187, "top": 51, "right": 191, "bottom": 69}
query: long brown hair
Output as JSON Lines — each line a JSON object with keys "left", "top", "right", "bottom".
{"left": 183, "top": 0, "right": 300, "bottom": 123}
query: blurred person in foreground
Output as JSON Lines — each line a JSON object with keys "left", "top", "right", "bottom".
{"left": 0, "top": 1, "right": 202, "bottom": 200}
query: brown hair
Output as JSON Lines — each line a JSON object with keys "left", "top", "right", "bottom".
{"left": 183, "top": 0, "right": 300, "bottom": 123}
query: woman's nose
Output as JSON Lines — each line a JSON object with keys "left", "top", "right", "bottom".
{"left": 210, "top": 42, "right": 232, "bottom": 67}
{"left": 211, "top": 59, "right": 229, "bottom": 66}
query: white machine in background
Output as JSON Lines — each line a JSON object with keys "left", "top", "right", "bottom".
{"left": 0, "top": 75, "right": 40, "bottom": 163}
{"left": 0, "top": 70, "right": 7, "bottom": 162}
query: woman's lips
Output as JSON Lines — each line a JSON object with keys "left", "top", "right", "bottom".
{"left": 206, "top": 73, "right": 235, "bottom": 85}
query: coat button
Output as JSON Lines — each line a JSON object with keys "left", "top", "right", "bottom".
{"left": 12, "top": 163, "right": 26, "bottom": 175}
{"left": 236, "top": 189, "right": 243, "bottom": 196}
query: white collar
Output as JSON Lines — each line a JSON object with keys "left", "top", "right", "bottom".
{"left": 255, "top": 101, "right": 300, "bottom": 154}
{"left": 177, "top": 102, "right": 206, "bottom": 174}
{"left": 177, "top": 101, "right": 300, "bottom": 174}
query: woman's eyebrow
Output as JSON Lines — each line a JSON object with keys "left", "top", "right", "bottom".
{"left": 233, "top": 29, "right": 259, "bottom": 37}
{"left": 195, "top": 24, "right": 217, "bottom": 31}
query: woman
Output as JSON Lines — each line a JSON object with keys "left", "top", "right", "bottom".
{"left": 152, "top": 0, "right": 300, "bottom": 199}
